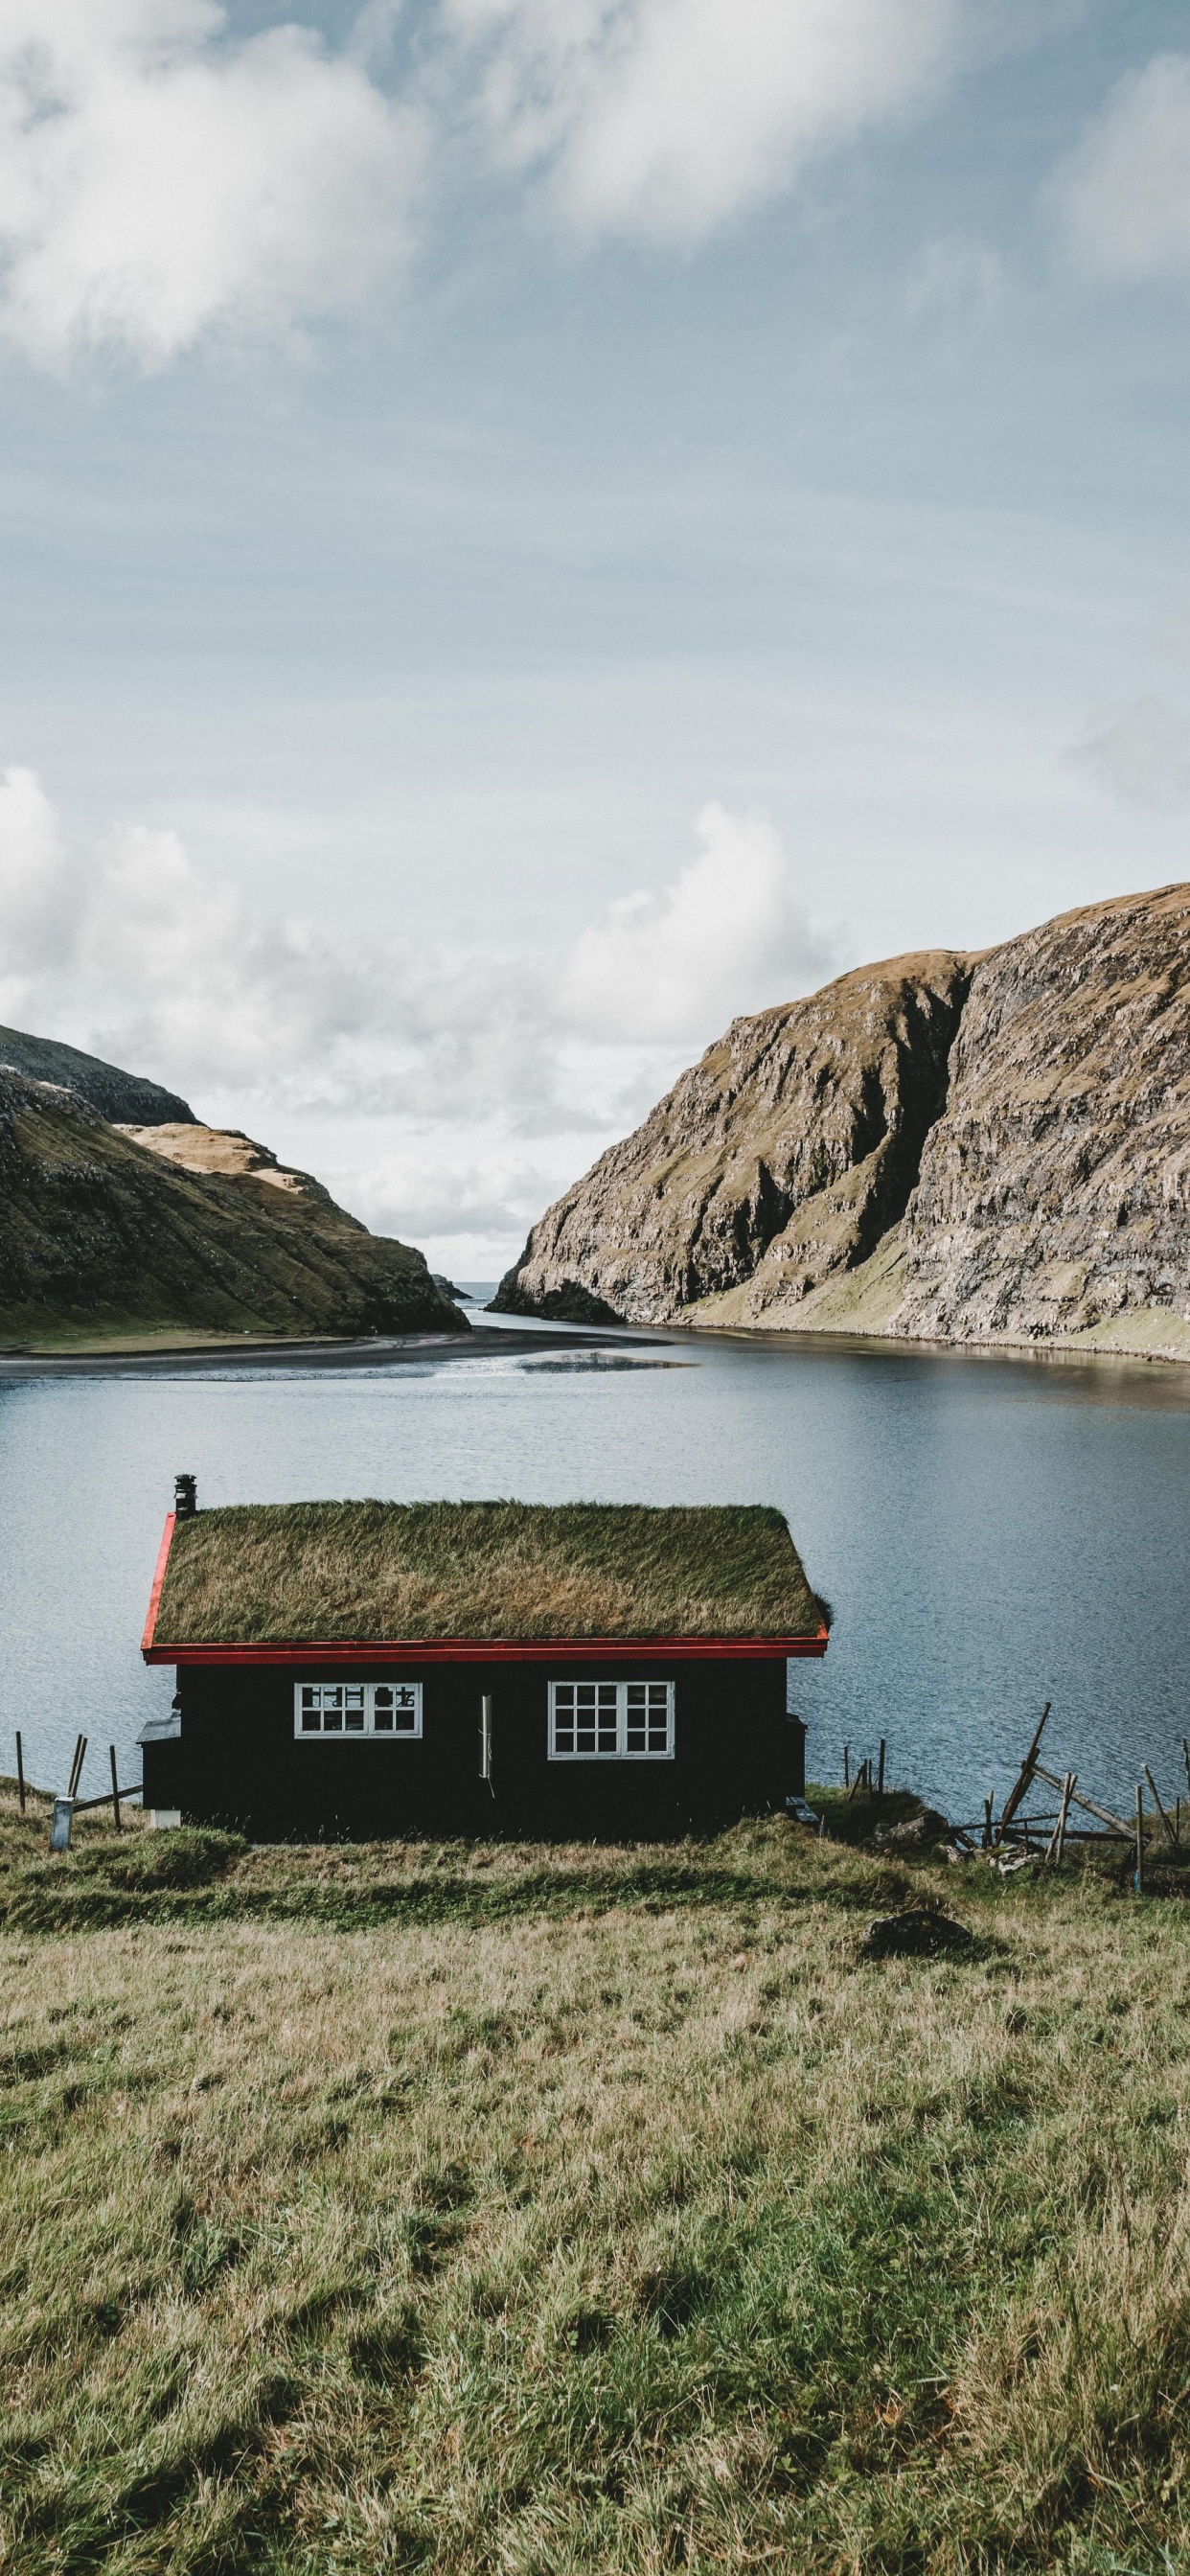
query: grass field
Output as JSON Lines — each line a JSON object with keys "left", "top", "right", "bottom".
{"left": 2, "top": 1785, "right": 1189, "bottom": 2574}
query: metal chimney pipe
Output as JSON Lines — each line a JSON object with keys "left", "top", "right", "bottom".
{"left": 174, "top": 1473, "right": 197, "bottom": 1518}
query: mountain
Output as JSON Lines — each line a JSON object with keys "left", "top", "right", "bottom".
{"left": 494, "top": 884, "right": 1190, "bottom": 1364}
{"left": 0, "top": 1069, "right": 467, "bottom": 1346}
{"left": 0, "top": 1023, "right": 195, "bottom": 1124}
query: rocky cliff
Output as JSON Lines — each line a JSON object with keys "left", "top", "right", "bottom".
{"left": 495, "top": 884, "right": 1190, "bottom": 1363}
{"left": 0, "top": 1023, "right": 195, "bottom": 1124}
{"left": 0, "top": 1070, "right": 467, "bottom": 1346}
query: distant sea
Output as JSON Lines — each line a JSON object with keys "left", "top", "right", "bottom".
{"left": 4, "top": 1292, "right": 1189, "bottom": 1827}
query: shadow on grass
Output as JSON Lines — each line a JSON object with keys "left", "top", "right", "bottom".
{"left": 0, "top": 1827, "right": 811, "bottom": 1935}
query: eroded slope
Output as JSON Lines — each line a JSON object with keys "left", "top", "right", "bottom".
{"left": 0, "top": 1070, "right": 467, "bottom": 1345}
{"left": 891, "top": 884, "right": 1190, "bottom": 1352}
{"left": 496, "top": 882, "right": 1190, "bottom": 1360}
{"left": 494, "top": 952, "right": 971, "bottom": 1324}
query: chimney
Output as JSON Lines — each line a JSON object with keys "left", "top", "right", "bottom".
{"left": 174, "top": 1473, "right": 197, "bottom": 1519}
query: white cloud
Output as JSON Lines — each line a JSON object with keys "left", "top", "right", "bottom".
{"left": 337, "top": 1145, "right": 564, "bottom": 1247}
{"left": 0, "top": 769, "right": 835, "bottom": 1254}
{"left": 445, "top": 0, "right": 962, "bottom": 242}
{"left": 1055, "top": 52, "right": 1190, "bottom": 282}
{"left": 0, "top": 767, "right": 71, "bottom": 989}
{"left": 560, "top": 800, "right": 831, "bottom": 1038}
{"left": 1064, "top": 697, "right": 1190, "bottom": 813}
{"left": 0, "top": 1, "right": 423, "bottom": 365}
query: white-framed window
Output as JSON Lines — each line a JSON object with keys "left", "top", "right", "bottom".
{"left": 548, "top": 1680, "right": 675, "bottom": 1761}
{"left": 294, "top": 1681, "right": 423, "bottom": 1739}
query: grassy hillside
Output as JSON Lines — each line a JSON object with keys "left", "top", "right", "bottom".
{"left": 2, "top": 1789, "right": 1189, "bottom": 2572}
{"left": 0, "top": 1068, "right": 467, "bottom": 1346}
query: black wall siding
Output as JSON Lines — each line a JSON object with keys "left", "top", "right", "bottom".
{"left": 143, "top": 1655, "right": 805, "bottom": 1841}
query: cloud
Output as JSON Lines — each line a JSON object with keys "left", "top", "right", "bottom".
{"left": 1055, "top": 52, "right": 1190, "bottom": 282}
{"left": 0, "top": 770, "right": 835, "bottom": 1248}
{"left": 0, "top": 766, "right": 71, "bottom": 986}
{"left": 0, "top": 770, "right": 840, "bottom": 1258}
{"left": 0, "top": 1, "right": 423, "bottom": 365}
{"left": 339, "top": 1147, "right": 565, "bottom": 1248}
{"left": 1064, "top": 697, "right": 1190, "bottom": 812}
{"left": 560, "top": 801, "right": 831, "bottom": 1039}
{"left": 444, "top": 0, "right": 963, "bottom": 242}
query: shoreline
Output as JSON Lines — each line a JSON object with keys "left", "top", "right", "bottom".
{"left": 0, "top": 1322, "right": 655, "bottom": 1380}
{"left": 665, "top": 1316, "right": 1190, "bottom": 1371}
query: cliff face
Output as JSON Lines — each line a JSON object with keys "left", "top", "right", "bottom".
{"left": 892, "top": 885, "right": 1190, "bottom": 1351}
{"left": 0, "top": 1071, "right": 468, "bottom": 1346}
{"left": 495, "top": 884, "right": 1190, "bottom": 1362}
{"left": 494, "top": 953, "right": 971, "bottom": 1324}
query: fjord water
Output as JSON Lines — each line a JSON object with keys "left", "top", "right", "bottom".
{"left": 3, "top": 1309, "right": 1190, "bottom": 1827}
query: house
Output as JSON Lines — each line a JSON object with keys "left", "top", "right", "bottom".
{"left": 139, "top": 1486, "right": 829, "bottom": 1840}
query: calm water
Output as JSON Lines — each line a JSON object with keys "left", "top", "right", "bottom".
{"left": 3, "top": 1301, "right": 1190, "bottom": 1826}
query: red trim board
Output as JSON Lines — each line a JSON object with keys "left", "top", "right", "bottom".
{"left": 141, "top": 1513, "right": 176, "bottom": 1652}
{"left": 144, "top": 1629, "right": 829, "bottom": 1668}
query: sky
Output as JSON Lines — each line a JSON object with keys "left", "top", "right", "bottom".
{"left": 0, "top": 0, "right": 1188, "bottom": 1276}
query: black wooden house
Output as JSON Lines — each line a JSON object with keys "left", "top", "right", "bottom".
{"left": 140, "top": 1492, "right": 828, "bottom": 1840}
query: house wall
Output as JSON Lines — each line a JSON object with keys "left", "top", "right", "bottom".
{"left": 147, "top": 1655, "right": 805, "bottom": 1841}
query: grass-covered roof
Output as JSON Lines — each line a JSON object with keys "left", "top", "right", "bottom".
{"left": 152, "top": 1501, "right": 823, "bottom": 1645}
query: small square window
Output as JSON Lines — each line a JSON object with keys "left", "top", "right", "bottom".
{"left": 548, "top": 1680, "right": 674, "bottom": 1760}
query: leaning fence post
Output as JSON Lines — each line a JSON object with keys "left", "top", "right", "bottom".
{"left": 1135, "top": 1785, "right": 1145, "bottom": 1897}
{"left": 15, "top": 1731, "right": 25, "bottom": 1815}
{"left": 982, "top": 1795, "right": 993, "bottom": 1852}
{"left": 109, "top": 1745, "right": 122, "bottom": 1833}
{"left": 1143, "top": 1765, "right": 1178, "bottom": 1852}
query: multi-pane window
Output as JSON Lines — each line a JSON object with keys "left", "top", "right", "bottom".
{"left": 548, "top": 1680, "right": 674, "bottom": 1760}
{"left": 294, "top": 1682, "right": 422, "bottom": 1739}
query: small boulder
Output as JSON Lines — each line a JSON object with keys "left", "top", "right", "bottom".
{"left": 875, "top": 1815, "right": 926, "bottom": 1846}
{"left": 861, "top": 1908, "right": 973, "bottom": 1960}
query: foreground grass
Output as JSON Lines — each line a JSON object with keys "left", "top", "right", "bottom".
{"left": 2, "top": 1793, "right": 1190, "bottom": 2572}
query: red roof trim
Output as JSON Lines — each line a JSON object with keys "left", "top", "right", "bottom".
{"left": 141, "top": 1514, "right": 176, "bottom": 1653}
{"left": 144, "top": 1627, "right": 829, "bottom": 1668}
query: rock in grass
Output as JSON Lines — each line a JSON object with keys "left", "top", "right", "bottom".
{"left": 861, "top": 1907, "right": 972, "bottom": 1959}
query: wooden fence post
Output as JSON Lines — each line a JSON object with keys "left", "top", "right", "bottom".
{"left": 1135, "top": 1785, "right": 1145, "bottom": 1896}
{"left": 109, "top": 1745, "right": 122, "bottom": 1833}
{"left": 878, "top": 1738, "right": 886, "bottom": 1797}
{"left": 15, "top": 1732, "right": 25, "bottom": 1815}
{"left": 1143, "top": 1765, "right": 1178, "bottom": 1852}
{"left": 997, "top": 1702, "right": 1052, "bottom": 1841}
{"left": 1056, "top": 1772, "right": 1074, "bottom": 1866}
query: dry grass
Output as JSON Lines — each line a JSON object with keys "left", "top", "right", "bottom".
{"left": 3, "top": 1789, "right": 1190, "bottom": 2573}
{"left": 153, "top": 1502, "right": 824, "bottom": 1646}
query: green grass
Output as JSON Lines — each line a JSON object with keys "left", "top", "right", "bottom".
{"left": 3, "top": 1785, "right": 1190, "bottom": 2572}
{"left": 154, "top": 1500, "right": 825, "bottom": 1646}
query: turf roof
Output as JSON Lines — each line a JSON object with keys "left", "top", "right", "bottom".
{"left": 151, "top": 1501, "right": 823, "bottom": 1645}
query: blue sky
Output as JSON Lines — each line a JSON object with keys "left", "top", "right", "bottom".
{"left": 0, "top": 0, "right": 1188, "bottom": 1271}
